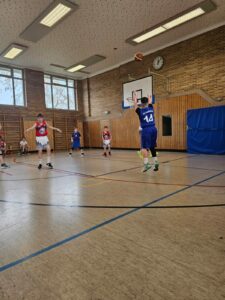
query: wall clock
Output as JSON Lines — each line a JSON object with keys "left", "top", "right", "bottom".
{"left": 153, "top": 56, "right": 164, "bottom": 70}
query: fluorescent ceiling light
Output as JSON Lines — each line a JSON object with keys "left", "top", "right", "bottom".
{"left": 133, "top": 27, "right": 166, "bottom": 43}
{"left": 67, "top": 64, "right": 86, "bottom": 72}
{"left": 132, "top": 8, "right": 205, "bottom": 43}
{"left": 1, "top": 44, "right": 27, "bottom": 60}
{"left": 163, "top": 8, "right": 205, "bottom": 29}
{"left": 40, "top": 3, "right": 72, "bottom": 27}
{"left": 20, "top": 0, "right": 78, "bottom": 42}
{"left": 66, "top": 55, "right": 106, "bottom": 73}
{"left": 127, "top": 0, "right": 216, "bottom": 45}
{"left": 4, "top": 48, "right": 23, "bottom": 59}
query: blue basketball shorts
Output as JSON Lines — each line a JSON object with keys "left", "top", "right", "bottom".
{"left": 141, "top": 126, "right": 157, "bottom": 149}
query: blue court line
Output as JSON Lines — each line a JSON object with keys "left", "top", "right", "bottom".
{"left": 0, "top": 170, "right": 224, "bottom": 273}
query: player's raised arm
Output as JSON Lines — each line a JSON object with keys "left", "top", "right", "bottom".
{"left": 133, "top": 91, "right": 138, "bottom": 110}
{"left": 148, "top": 94, "right": 153, "bottom": 105}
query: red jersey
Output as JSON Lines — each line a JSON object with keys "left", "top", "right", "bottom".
{"left": 35, "top": 121, "right": 48, "bottom": 137}
{"left": 0, "top": 140, "right": 6, "bottom": 150}
{"left": 102, "top": 130, "right": 111, "bottom": 140}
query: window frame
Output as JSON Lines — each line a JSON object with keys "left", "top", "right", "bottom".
{"left": 0, "top": 64, "right": 26, "bottom": 107}
{"left": 44, "top": 74, "right": 77, "bottom": 111}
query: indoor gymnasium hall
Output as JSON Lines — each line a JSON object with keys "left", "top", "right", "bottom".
{"left": 0, "top": 0, "right": 225, "bottom": 299}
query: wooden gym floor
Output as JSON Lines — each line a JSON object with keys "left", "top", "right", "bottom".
{"left": 0, "top": 150, "right": 225, "bottom": 300}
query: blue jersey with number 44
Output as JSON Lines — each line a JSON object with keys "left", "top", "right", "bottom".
{"left": 136, "top": 104, "right": 155, "bottom": 128}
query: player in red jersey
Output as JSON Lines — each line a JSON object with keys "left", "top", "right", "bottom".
{"left": 0, "top": 123, "right": 9, "bottom": 168}
{"left": 0, "top": 136, "right": 9, "bottom": 169}
{"left": 102, "top": 126, "right": 112, "bottom": 157}
{"left": 25, "top": 113, "right": 62, "bottom": 169}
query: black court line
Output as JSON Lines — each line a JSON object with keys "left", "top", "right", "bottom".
{"left": 95, "top": 177, "right": 225, "bottom": 188}
{"left": 78, "top": 154, "right": 192, "bottom": 163}
{"left": 0, "top": 170, "right": 13, "bottom": 176}
{"left": 0, "top": 169, "right": 224, "bottom": 273}
{"left": 0, "top": 168, "right": 191, "bottom": 187}
{"left": 76, "top": 154, "right": 143, "bottom": 164}
{"left": 96, "top": 177, "right": 189, "bottom": 187}
{"left": 67, "top": 153, "right": 225, "bottom": 173}
{"left": 1, "top": 174, "right": 224, "bottom": 188}
{"left": 171, "top": 165, "right": 225, "bottom": 172}
{"left": 77, "top": 153, "right": 184, "bottom": 165}
{"left": 92, "top": 156, "right": 193, "bottom": 177}
{"left": 1, "top": 158, "right": 225, "bottom": 188}
{"left": 15, "top": 161, "right": 94, "bottom": 178}
{"left": 0, "top": 199, "right": 224, "bottom": 209}
{"left": 0, "top": 166, "right": 192, "bottom": 187}
{"left": 0, "top": 174, "right": 73, "bottom": 182}
{"left": 15, "top": 160, "right": 142, "bottom": 178}
{"left": 160, "top": 154, "right": 198, "bottom": 164}
{"left": 15, "top": 154, "right": 196, "bottom": 179}
{"left": 95, "top": 154, "right": 200, "bottom": 177}
{"left": 95, "top": 165, "right": 142, "bottom": 177}
{"left": 0, "top": 174, "right": 224, "bottom": 187}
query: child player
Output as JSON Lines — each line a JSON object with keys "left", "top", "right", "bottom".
{"left": 25, "top": 113, "right": 62, "bottom": 169}
{"left": 134, "top": 92, "right": 159, "bottom": 172}
{"left": 19, "top": 137, "right": 28, "bottom": 155}
{"left": 102, "top": 126, "right": 112, "bottom": 157}
{"left": 0, "top": 136, "right": 9, "bottom": 169}
{"left": 69, "top": 127, "right": 84, "bottom": 157}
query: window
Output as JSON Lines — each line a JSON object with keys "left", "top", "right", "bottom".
{"left": 0, "top": 66, "right": 25, "bottom": 106}
{"left": 162, "top": 115, "right": 172, "bottom": 136}
{"left": 44, "top": 74, "right": 76, "bottom": 110}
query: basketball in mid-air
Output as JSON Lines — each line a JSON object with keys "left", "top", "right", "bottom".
{"left": 134, "top": 52, "right": 144, "bottom": 61}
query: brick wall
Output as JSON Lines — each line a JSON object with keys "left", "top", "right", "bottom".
{"left": 1, "top": 25, "right": 225, "bottom": 151}
{"left": 0, "top": 69, "right": 84, "bottom": 150}
{"left": 82, "top": 25, "right": 225, "bottom": 119}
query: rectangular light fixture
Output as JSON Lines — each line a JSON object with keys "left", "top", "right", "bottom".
{"left": 50, "top": 63, "right": 90, "bottom": 74}
{"left": 40, "top": 3, "right": 72, "bottom": 27}
{"left": 67, "top": 64, "right": 86, "bottom": 72}
{"left": 66, "top": 55, "right": 106, "bottom": 73}
{"left": 20, "top": 0, "right": 78, "bottom": 42}
{"left": 126, "top": 0, "right": 216, "bottom": 45}
{"left": 4, "top": 48, "right": 23, "bottom": 59}
{"left": 163, "top": 8, "right": 205, "bottom": 29}
{"left": 133, "top": 27, "right": 166, "bottom": 43}
{"left": 0, "top": 43, "right": 28, "bottom": 60}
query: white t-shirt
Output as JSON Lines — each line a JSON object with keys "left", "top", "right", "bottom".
{"left": 20, "top": 140, "right": 28, "bottom": 146}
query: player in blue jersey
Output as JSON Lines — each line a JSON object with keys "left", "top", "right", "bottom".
{"left": 134, "top": 92, "right": 159, "bottom": 172}
{"left": 69, "top": 128, "right": 84, "bottom": 157}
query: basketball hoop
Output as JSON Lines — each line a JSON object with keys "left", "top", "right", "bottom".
{"left": 126, "top": 97, "right": 134, "bottom": 104}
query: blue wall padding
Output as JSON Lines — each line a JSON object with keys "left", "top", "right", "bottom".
{"left": 187, "top": 105, "right": 225, "bottom": 154}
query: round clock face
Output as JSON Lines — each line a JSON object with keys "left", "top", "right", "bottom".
{"left": 153, "top": 56, "right": 164, "bottom": 70}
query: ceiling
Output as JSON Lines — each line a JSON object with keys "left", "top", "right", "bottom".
{"left": 0, "top": 0, "right": 224, "bottom": 79}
